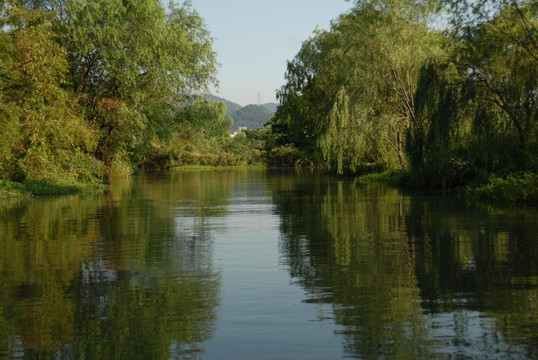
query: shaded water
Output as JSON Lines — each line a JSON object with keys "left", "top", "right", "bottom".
{"left": 0, "top": 170, "right": 536, "bottom": 359}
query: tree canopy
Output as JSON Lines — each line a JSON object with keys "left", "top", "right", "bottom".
{"left": 0, "top": 0, "right": 219, "bottom": 184}
{"left": 268, "top": 0, "right": 537, "bottom": 190}
{"left": 269, "top": 0, "right": 444, "bottom": 174}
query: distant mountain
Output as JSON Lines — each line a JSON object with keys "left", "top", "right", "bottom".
{"left": 230, "top": 104, "right": 274, "bottom": 131}
{"left": 262, "top": 103, "right": 278, "bottom": 112}
{"left": 207, "top": 95, "right": 276, "bottom": 131}
{"left": 208, "top": 95, "right": 242, "bottom": 116}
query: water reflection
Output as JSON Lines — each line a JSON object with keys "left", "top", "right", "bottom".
{"left": 0, "top": 171, "right": 225, "bottom": 359}
{"left": 0, "top": 170, "right": 536, "bottom": 359}
{"left": 272, "top": 172, "right": 538, "bottom": 359}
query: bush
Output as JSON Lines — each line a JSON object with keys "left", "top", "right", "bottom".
{"left": 139, "top": 146, "right": 178, "bottom": 169}
{"left": 355, "top": 169, "right": 410, "bottom": 186}
{"left": 465, "top": 172, "right": 538, "bottom": 202}
{"left": 0, "top": 180, "right": 29, "bottom": 200}
{"left": 108, "top": 158, "right": 133, "bottom": 179}
{"left": 265, "top": 146, "right": 306, "bottom": 167}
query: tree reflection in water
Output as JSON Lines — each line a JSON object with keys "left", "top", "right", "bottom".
{"left": 0, "top": 171, "right": 225, "bottom": 359}
{"left": 272, "top": 171, "right": 537, "bottom": 359}
{"left": 0, "top": 170, "right": 536, "bottom": 359}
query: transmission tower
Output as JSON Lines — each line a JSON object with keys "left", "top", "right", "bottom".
{"left": 257, "top": 92, "right": 261, "bottom": 106}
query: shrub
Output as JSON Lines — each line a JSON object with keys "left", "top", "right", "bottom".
{"left": 265, "top": 146, "right": 305, "bottom": 167}
{"left": 465, "top": 172, "right": 538, "bottom": 202}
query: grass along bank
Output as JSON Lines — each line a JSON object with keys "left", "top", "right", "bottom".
{"left": 353, "top": 169, "right": 538, "bottom": 203}
{"left": 0, "top": 180, "right": 104, "bottom": 200}
{"left": 462, "top": 172, "right": 538, "bottom": 203}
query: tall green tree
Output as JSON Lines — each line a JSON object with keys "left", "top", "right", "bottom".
{"left": 407, "top": 0, "right": 537, "bottom": 187}
{"left": 270, "top": 0, "right": 444, "bottom": 174}
{"left": 1, "top": 0, "right": 218, "bottom": 184}
{"left": 327, "top": 0, "right": 443, "bottom": 170}
{"left": 60, "top": 0, "right": 217, "bottom": 167}
{"left": 176, "top": 98, "right": 231, "bottom": 140}
{"left": 0, "top": 1, "right": 99, "bottom": 183}
{"left": 453, "top": 0, "right": 537, "bottom": 149}
{"left": 270, "top": 30, "right": 338, "bottom": 161}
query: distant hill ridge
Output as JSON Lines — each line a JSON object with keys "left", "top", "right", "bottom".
{"left": 208, "top": 95, "right": 277, "bottom": 131}
{"left": 208, "top": 95, "right": 242, "bottom": 117}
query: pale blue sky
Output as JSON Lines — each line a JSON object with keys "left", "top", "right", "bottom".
{"left": 189, "top": 0, "right": 353, "bottom": 106}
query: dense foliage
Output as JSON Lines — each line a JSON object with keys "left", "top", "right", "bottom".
{"left": 169, "top": 98, "right": 264, "bottom": 167}
{"left": 0, "top": 0, "right": 263, "bottom": 194}
{"left": 267, "top": 0, "right": 537, "bottom": 198}
{"left": 0, "top": 2, "right": 100, "bottom": 184}
{"left": 1, "top": 0, "right": 535, "bottom": 202}
{"left": 408, "top": 0, "right": 537, "bottom": 188}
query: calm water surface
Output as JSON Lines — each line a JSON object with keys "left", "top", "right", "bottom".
{"left": 0, "top": 170, "right": 536, "bottom": 359}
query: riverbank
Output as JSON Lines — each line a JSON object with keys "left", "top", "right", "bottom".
{"left": 0, "top": 180, "right": 104, "bottom": 200}
{"left": 0, "top": 165, "right": 263, "bottom": 200}
{"left": 2, "top": 167, "right": 536, "bottom": 203}
{"left": 171, "top": 164, "right": 265, "bottom": 172}
{"left": 462, "top": 172, "right": 538, "bottom": 203}
{"left": 355, "top": 169, "right": 538, "bottom": 203}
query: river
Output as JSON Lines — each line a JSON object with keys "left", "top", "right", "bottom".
{"left": 0, "top": 169, "right": 536, "bottom": 359}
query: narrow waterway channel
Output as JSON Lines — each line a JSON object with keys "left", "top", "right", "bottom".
{"left": 0, "top": 170, "right": 536, "bottom": 359}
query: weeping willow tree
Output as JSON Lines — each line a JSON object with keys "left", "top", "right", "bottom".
{"left": 321, "top": 89, "right": 355, "bottom": 174}
{"left": 446, "top": 0, "right": 537, "bottom": 150}
{"left": 408, "top": 0, "right": 537, "bottom": 188}
{"left": 320, "top": 88, "right": 392, "bottom": 175}
{"left": 270, "top": 0, "right": 444, "bottom": 175}
{"left": 407, "top": 62, "right": 467, "bottom": 187}
{"left": 334, "top": 0, "right": 443, "bottom": 169}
